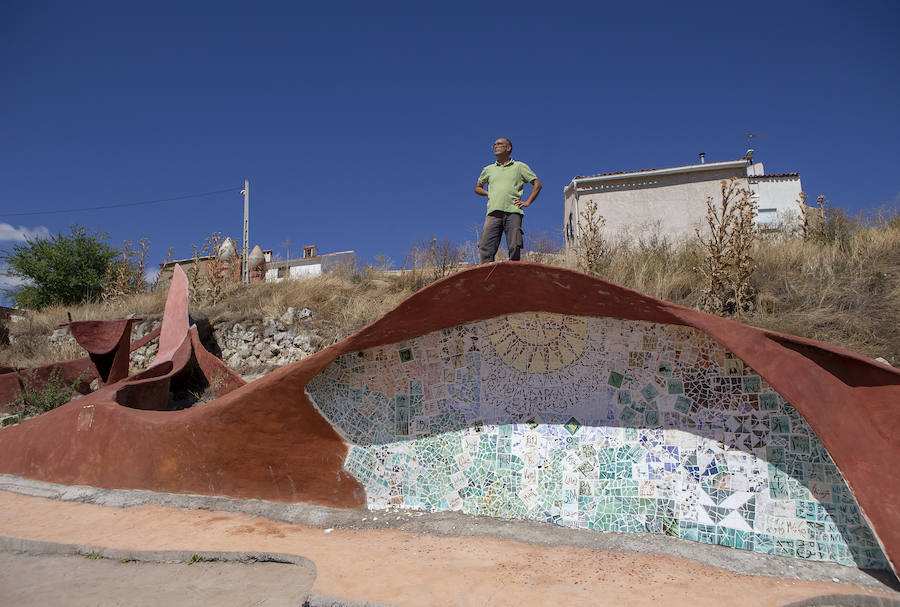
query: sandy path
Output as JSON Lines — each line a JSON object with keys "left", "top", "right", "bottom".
{"left": 0, "top": 490, "right": 896, "bottom": 607}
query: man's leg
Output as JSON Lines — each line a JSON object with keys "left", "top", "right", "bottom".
{"left": 503, "top": 212, "right": 524, "bottom": 261}
{"left": 478, "top": 213, "right": 505, "bottom": 264}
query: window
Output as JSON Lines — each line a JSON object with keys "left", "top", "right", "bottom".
{"left": 756, "top": 208, "right": 778, "bottom": 228}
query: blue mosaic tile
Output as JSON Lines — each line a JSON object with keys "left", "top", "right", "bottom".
{"left": 306, "top": 314, "right": 888, "bottom": 570}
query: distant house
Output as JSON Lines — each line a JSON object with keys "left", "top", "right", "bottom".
{"left": 158, "top": 245, "right": 355, "bottom": 286}
{"left": 263, "top": 246, "right": 355, "bottom": 282}
{"left": 563, "top": 151, "right": 803, "bottom": 244}
{"left": 157, "top": 249, "right": 273, "bottom": 286}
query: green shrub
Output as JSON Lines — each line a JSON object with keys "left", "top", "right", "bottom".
{"left": 1, "top": 225, "right": 119, "bottom": 309}
{"left": 6, "top": 367, "right": 85, "bottom": 424}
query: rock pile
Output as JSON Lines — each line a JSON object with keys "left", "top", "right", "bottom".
{"left": 212, "top": 307, "right": 324, "bottom": 376}
{"left": 49, "top": 307, "right": 326, "bottom": 380}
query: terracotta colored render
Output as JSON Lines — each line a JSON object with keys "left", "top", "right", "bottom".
{"left": 67, "top": 318, "right": 139, "bottom": 385}
{"left": 0, "top": 263, "right": 897, "bottom": 575}
{"left": 0, "top": 325, "right": 162, "bottom": 411}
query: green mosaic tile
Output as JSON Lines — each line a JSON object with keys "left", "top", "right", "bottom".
{"left": 742, "top": 376, "right": 762, "bottom": 393}
{"left": 564, "top": 417, "right": 582, "bottom": 435}
{"left": 306, "top": 316, "right": 888, "bottom": 571}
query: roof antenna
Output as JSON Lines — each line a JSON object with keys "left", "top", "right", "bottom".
{"left": 746, "top": 132, "right": 767, "bottom": 161}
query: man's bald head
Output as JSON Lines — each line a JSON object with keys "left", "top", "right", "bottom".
{"left": 492, "top": 138, "right": 513, "bottom": 159}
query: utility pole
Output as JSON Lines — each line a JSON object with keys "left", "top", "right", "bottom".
{"left": 241, "top": 179, "right": 250, "bottom": 284}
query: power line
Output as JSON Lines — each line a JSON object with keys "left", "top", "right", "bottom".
{"left": 0, "top": 186, "right": 241, "bottom": 218}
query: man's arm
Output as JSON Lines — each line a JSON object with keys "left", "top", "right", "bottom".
{"left": 514, "top": 178, "right": 542, "bottom": 208}
{"left": 474, "top": 181, "right": 489, "bottom": 197}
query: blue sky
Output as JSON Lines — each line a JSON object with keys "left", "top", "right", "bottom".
{"left": 2, "top": 1, "right": 898, "bottom": 299}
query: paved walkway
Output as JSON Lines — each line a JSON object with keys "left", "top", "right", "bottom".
{"left": 0, "top": 478, "right": 898, "bottom": 606}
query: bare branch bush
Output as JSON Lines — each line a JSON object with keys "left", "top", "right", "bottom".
{"left": 796, "top": 192, "right": 814, "bottom": 239}
{"left": 188, "top": 243, "right": 204, "bottom": 304}
{"left": 186, "top": 233, "right": 234, "bottom": 306}
{"left": 523, "top": 230, "right": 564, "bottom": 264}
{"left": 696, "top": 178, "right": 758, "bottom": 315}
{"left": 154, "top": 246, "right": 176, "bottom": 290}
{"left": 575, "top": 199, "right": 610, "bottom": 276}
{"left": 373, "top": 254, "right": 393, "bottom": 272}
{"left": 202, "top": 233, "right": 230, "bottom": 305}
{"left": 102, "top": 237, "right": 150, "bottom": 305}
{"left": 815, "top": 195, "right": 857, "bottom": 251}
{"left": 399, "top": 237, "right": 466, "bottom": 291}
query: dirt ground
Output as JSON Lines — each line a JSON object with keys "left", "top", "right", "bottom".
{"left": 0, "top": 489, "right": 898, "bottom": 607}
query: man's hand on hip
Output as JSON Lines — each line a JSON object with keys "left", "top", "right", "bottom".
{"left": 513, "top": 199, "right": 532, "bottom": 208}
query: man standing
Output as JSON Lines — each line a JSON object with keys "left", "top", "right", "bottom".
{"left": 474, "top": 137, "right": 542, "bottom": 264}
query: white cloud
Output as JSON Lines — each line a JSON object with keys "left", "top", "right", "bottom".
{"left": 0, "top": 265, "right": 29, "bottom": 290}
{"left": 0, "top": 265, "right": 29, "bottom": 309}
{"left": 144, "top": 268, "right": 160, "bottom": 284}
{"left": 0, "top": 223, "right": 50, "bottom": 242}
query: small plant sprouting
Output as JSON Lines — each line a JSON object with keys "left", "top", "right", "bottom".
{"left": 86, "top": 551, "right": 101, "bottom": 560}
{"left": 188, "top": 553, "right": 202, "bottom": 565}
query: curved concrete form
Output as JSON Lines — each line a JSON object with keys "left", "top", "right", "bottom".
{"left": 0, "top": 326, "right": 162, "bottom": 412}
{"left": 67, "top": 318, "right": 138, "bottom": 385}
{"left": 0, "top": 263, "right": 896, "bottom": 576}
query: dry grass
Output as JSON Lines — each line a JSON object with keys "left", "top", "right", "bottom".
{"left": 196, "top": 267, "right": 419, "bottom": 345}
{"left": 2, "top": 329, "right": 87, "bottom": 369}
{"left": 1, "top": 288, "right": 168, "bottom": 367}
{"left": 746, "top": 222, "right": 900, "bottom": 362}
{"left": 3, "top": 215, "right": 898, "bottom": 367}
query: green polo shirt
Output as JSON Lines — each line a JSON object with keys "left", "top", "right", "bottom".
{"left": 477, "top": 159, "right": 538, "bottom": 215}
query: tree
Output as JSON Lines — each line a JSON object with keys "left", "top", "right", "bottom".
{"left": 0, "top": 225, "right": 119, "bottom": 309}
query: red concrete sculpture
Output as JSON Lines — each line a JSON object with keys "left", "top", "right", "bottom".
{"left": 1, "top": 264, "right": 243, "bottom": 414}
{"left": 0, "top": 325, "right": 162, "bottom": 412}
{"left": 0, "top": 263, "right": 896, "bottom": 576}
{"left": 66, "top": 318, "right": 141, "bottom": 385}
{"left": 85, "top": 264, "right": 245, "bottom": 411}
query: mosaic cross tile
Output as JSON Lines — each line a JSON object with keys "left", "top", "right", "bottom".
{"left": 306, "top": 313, "right": 888, "bottom": 570}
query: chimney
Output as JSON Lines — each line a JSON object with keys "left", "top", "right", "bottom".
{"left": 698, "top": 153, "right": 705, "bottom": 164}
{"left": 303, "top": 245, "right": 318, "bottom": 258}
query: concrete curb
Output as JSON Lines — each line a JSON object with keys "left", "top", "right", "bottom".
{"left": 782, "top": 594, "right": 900, "bottom": 607}
{"left": 303, "top": 595, "right": 398, "bottom": 607}
{"left": 0, "top": 534, "right": 317, "bottom": 572}
{"left": 0, "top": 535, "right": 398, "bottom": 607}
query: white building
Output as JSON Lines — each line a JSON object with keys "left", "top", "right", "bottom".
{"left": 264, "top": 246, "right": 355, "bottom": 282}
{"left": 563, "top": 151, "right": 803, "bottom": 244}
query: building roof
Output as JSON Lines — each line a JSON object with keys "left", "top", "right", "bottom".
{"left": 751, "top": 173, "right": 799, "bottom": 179}
{"left": 275, "top": 250, "right": 355, "bottom": 265}
{"left": 568, "top": 159, "right": 748, "bottom": 190}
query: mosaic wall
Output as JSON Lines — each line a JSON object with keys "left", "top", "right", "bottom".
{"left": 306, "top": 314, "right": 887, "bottom": 569}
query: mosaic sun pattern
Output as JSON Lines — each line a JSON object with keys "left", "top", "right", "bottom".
{"left": 306, "top": 314, "right": 887, "bottom": 569}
